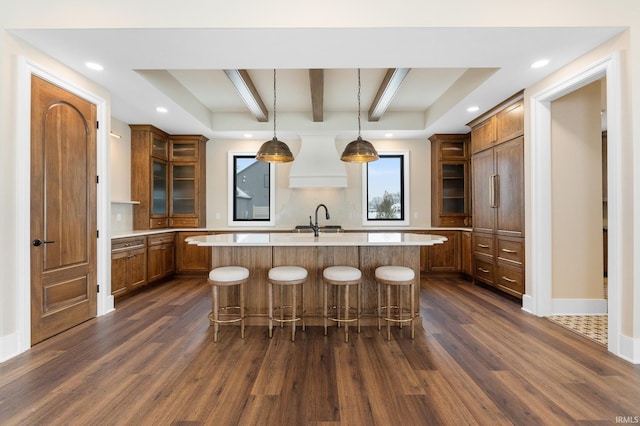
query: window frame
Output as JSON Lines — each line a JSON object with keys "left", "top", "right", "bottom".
{"left": 228, "top": 151, "right": 275, "bottom": 227}
{"left": 361, "top": 150, "right": 410, "bottom": 227}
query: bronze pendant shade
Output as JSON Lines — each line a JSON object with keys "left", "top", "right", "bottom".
{"left": 341, "top": 69, "right": 379, "bottom": 163}
{"left": 256, "top": 69, "right": 294, "bottom": 163}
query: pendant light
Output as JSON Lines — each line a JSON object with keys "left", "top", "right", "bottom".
{"left": 341, "top": 68, "right": 379, "bottom": 163}
{"left": 256, "top": 69, "right": 294, "bottom": 163}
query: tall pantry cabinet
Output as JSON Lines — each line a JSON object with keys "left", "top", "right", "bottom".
{"left": 130, "top": 125, "right": 208, "bottom": 230}
{"left": 468, "top": 93, "right": 525, "bottom": 298}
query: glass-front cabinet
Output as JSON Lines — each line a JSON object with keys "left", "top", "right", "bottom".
{"left": 130, "top": 125, "right": 208, "bottom": 230}
{"left": 429, "top": 133, "right": 471, "bottom": 227}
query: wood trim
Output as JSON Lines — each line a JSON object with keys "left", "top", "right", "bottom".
{"left": 466, "top": 90, "right": 524, "bottom": 128}
{"left": 309, "top": 69, "right": 324, "bottom": 122}
{"left": 224, "top": 69, "right": 268, "bottom": 122}
{"left": 368, "top": 68, "right": 410, "bottom": 122}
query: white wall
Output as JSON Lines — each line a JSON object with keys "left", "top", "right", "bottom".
{"left": 204, "top": 136, "right": 432, "bottom": 230}
{"left": 550, "top": 80, "right": 604, "bottom": 300}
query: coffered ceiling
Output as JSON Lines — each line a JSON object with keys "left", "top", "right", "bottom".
{"left": 11, "top": 26, "right": 624, "bottom": 140}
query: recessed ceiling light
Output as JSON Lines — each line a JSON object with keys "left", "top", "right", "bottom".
{"left": 244, "top": 134, "right": 253, "bottom": 138}
{"left": 531, "top": 59, "right": 550, "bottom": 69}
{"left": 385, "top": 133, "right": 393, "bottom": 138}
{"left": 85, "top": 62, "right": 104, "bottom": 71}
{"left": 156, "top": 107, "right": 168, "bottom": 113}
{"left": 467, "top": 106, "right": 480, "bottom": 113}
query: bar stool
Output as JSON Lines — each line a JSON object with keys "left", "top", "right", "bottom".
{"left": 375, "top": 265, "right": 416, "bottom": 340}
{"left": 208, "top": 266, "right": 249, "bottom": 342}
{"left": 268, "top": 265, "right": 308, "bottom": 341}
{"left": 323, "top": 266, "right": 362, "bottom": 342}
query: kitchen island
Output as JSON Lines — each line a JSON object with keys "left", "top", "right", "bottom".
{"left": 187, "top": 232, "right": 446, "bottom": 326}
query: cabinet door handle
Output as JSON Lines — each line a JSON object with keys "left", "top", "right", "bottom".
{"left": 501, "top": 248, "right": 517, "bottom": 254}
{"left": 478, "top": 267, "right": 490, "bottom": 273}
{"left": 478, "top": 244, "right": 490, "bottom": 249}
{"left": 490, "top": 174, "right": 498, "bottom": 208}
{"left": 501, "top": 276, "right": 517, "bottom": 283}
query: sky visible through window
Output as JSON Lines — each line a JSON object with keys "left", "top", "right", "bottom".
{"left": 368, "top": 156, "right": 401, "bottom": 199}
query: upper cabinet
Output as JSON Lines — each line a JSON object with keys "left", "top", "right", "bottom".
{"left": 169, "top": 135, "right": 208, "bottom": 228}
{"left": 130, "top": 125, "right": 208, "bottom": 230}
{"left": 470, "top": 96, "right": 524, "bottom": 154}
{"left": 429, "top": 133, "right": 471, "bottom": 227}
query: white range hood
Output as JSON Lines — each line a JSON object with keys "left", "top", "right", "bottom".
{"left": 288, "top": 135, "right": 347, "bottom": 188}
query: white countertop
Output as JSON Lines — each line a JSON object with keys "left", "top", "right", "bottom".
{"left": 186, "top": 232, "right": 447, "bottom": 247}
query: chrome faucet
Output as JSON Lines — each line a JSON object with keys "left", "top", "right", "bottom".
{"left": 310, "top": 204, "right": 330, "bottom": 237}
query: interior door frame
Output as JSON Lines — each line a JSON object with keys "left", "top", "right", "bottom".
{"left": 526, "top": 53, "right": 627, "bottom": 359}
{"left": 16, "top": 57, "right": 112, "bottom": 353}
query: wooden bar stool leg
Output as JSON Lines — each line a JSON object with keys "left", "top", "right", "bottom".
{"left": 213, "top": 285, "right": 219, "bottom": 342}
{"left": 377, "top": 282, "right": 382, "bottom": 331}
{"left": 240, "top": 282, "right": 245, "bottom": 339}
{"left": 357, "top": 281, "right": 361, "bottom": 334}
{"left": 344, "top": 285, "right": 350, "bottom": 342}
{"left": 323, "top": 281, "right": 328, "bottom": 336}
{"left": 386, "top": 284, "right": 392, "bottom": 341}
{"left": 398, "top": 286, "right": 403, "bottom": 333}
{"left": 280, "top": 285, "right": 284, "bottom": 329}
{"left": 268, "top": 282, "right": 273, "bottom": 338}
{"left": 291, "top": 284, "right": 297, "bottom": 341}
{"left": 410, "top": 281, "right": 415, "bottom": 339}
{"left": 301, "top": 281, "right": 306, "bottom": 332}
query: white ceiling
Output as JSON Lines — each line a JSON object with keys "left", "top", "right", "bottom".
{"left": 11, "top": 26, "right": 624, "bottom": 140}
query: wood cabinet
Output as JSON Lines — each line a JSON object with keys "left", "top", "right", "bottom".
{"left": 147, "top": 233, "right": 175, "bottom": 282}
{"left": 111, "top": 236, "right": 147, "bottom": 297}
{"left": 176, "top": 231, "right": 211, "bottom": 273}
{"left": 468, "top": 93, "right": 525, "bottom": 298}
{"left": 429, "top": 134, "right": 471, "bottom": 227}
{"left": 130, "top": 126, "right": 208, "bottom": 230}
{"left": 461, "top": 231, "right": 472, "bottom": 276}
{"left": 169, "top": 135, "right": 208, "bottom": 228}
{"left": 131, "top": 125, "right": 170, "bottom": 229}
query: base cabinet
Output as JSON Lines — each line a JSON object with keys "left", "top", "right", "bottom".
{"left": 111, "top": 236, "right": 147, "bottom": 297}
{"left": 176, "top": 231, "right": 211, "bottom": 273}
{"left": 147, "top": 234, "right": 175, "bottom": 282}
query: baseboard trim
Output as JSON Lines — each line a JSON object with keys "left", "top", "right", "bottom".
{"left": 618, "top": 334, "right": 640, "bottom": 364}
{"left": 551, "top": 298, "right": 607, "bottom": 315}
{"left": 0, "top": 332, "right": 26, "bottom": 363}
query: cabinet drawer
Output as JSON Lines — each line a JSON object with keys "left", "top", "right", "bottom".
{"left": 170, "top": 217, "right": 198, "bottom": 228}
{"left": 496, "top": 265, "right": 524, "bottom": 296}
{"left": 148, "top": 233, "right": 175, "bottom": 246}
{"left": 112, "top": 236, "right": 146, "bottom": 252}
{"left": 473, "top": 234, "right": 494, "bottom": 258}
{"left": 439, "top": 216, "right": 468, "bottom": 227}
{"left": 473, "top": 257, "right": 495, "bottom": 285}
{"left": 150, "top": 218, "right": 169, "bottom": 229}
{"left": 497, "top": 237, "right": 524, "bottom": 265}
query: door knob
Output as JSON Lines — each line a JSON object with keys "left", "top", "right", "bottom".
{"left": 32, "top": 239, "right": 55, "bottom": 247}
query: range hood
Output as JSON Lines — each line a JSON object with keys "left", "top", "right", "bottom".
{"left": 288, "top": 135, "right": 347, "bottom": 188}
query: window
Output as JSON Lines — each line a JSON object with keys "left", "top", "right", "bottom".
{"left": 228, "top": 152, "right": 275, "bottom": 226}
{"left": 362, "top": 151, "right": 410, "bottom": 226}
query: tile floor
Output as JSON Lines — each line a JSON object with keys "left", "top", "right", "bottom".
{"left": 545, "top": 279, "right": 608, "bottom": 347}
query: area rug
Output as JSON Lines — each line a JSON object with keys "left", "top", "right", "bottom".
{"left": 547, "top": 315, "right": 608, "bottom": 346}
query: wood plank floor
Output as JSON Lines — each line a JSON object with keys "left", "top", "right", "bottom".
{"left": 1, "top": 275, "right": 639, "bottom": 425}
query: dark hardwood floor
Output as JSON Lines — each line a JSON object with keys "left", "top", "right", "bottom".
{"left": 1, "top": 275, "right": 639, "bottom": 425}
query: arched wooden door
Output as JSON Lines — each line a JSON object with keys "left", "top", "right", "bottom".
{"left": 30, "top": 75, "right": 97, "bottom": 344}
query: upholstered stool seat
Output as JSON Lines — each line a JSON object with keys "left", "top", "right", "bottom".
{"left": 268, "top": 266, "right": 308, "bottom": 341}
{"left": 323, "top": 266, "right": 362, "bottom": 342}
{"left": 375, "top": 265, "right": 416, "bottom": 340}
{"left": 208, "top": 266, "right": 249, "bottom": 342}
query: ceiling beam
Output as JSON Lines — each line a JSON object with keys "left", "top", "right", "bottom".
{"left": 309, "top": 69, "right": 324, "bottom": 122}
{"left": 224, "top": 69, "right": 269, "bottom": 122}
{"left": 368, "top": 68, "right": 411, "bottom": 122}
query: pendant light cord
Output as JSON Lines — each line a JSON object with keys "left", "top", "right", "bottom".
{"left": 273, "top": 69, "right": 277, "bottom": 140}
{"left": 357, "top": 68, "right": 362, "bottom": 138}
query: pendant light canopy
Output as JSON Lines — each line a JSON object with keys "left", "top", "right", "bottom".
{"left": 256, "top": 69, "right": 294, "bottom": 163}
{"left": 341, "top": 69, "right": 379, "bottom": 163}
